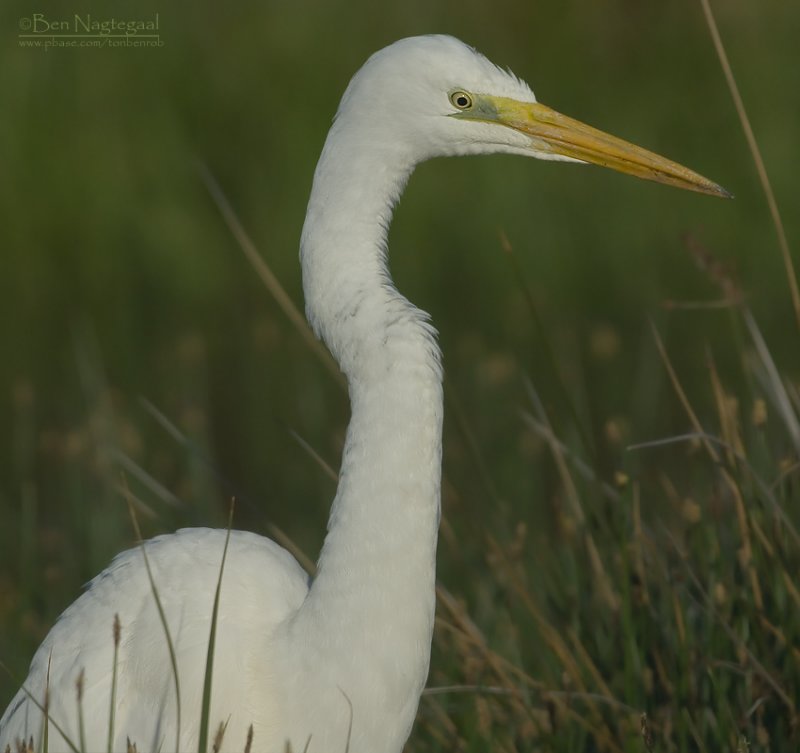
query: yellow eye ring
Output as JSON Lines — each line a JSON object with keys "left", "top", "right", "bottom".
{"left": 449, "top": 90, "right": 473, "bottom": 110}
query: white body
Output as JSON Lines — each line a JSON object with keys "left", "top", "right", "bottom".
{"left": 1, "top": 36, "right": 540, "bottom": 753}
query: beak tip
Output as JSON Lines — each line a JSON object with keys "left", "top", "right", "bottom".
{"left": 709, "top": 181, "right": 734, "bottom": 200}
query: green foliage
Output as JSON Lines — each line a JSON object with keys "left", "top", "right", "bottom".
{"left": 1, "top": 1, "right": 798, "bottom": 751}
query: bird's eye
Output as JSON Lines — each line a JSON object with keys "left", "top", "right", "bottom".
{"left": 449, "top": 90, "right": 473, "bottom": 110}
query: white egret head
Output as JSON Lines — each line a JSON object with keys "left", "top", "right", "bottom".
{"left": 334, "top": 35, "right": 729, "bottom": 197}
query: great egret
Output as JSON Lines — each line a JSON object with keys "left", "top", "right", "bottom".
{"left": 0, "top": 35, "right": 727, "bottom": 753}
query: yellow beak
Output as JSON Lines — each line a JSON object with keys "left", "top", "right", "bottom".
{"left": 459, "top": 95, "right": 731, "bottom": 198}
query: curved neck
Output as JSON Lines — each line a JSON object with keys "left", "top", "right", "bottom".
{"left": 295, "top": 120, "right": 442, "bottom": 702}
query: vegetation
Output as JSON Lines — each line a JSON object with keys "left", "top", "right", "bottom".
{"left": 1, "top": 0, "right": 797, "bottom": 750}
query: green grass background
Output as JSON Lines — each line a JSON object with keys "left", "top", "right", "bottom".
{"left": 1, "top": 0, "right": 798, "bottom": 750}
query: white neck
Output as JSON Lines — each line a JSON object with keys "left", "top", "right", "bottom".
{"left": 290, "top": 118, "right": 443, "bottom": 726}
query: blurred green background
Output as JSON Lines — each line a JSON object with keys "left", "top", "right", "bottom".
{"left": 1, "top": 0, "right": 798, "bottom": 746}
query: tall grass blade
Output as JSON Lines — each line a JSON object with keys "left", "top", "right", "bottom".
{"left": 197, "top": 501, "right": 235, "bottom": 753}
{"left": 699, "top": 0, "right": 799, "bottom": 331}
{"left": 743, "top": 309, "right": 800, "bottom": 454}
{"left": 499, "top": 230, "right": 596, "bottom": 459}
{"left": 110, "top": 449, "right": 182, "bottom": 509}
{"left": 0, "top": 664, "right": 80, "bottom": 753}
{"left": 75, "top": 670, "right": 86, "bottom": 753}
{"left": 445, "top": 385, "right": 502, "bottom": 508}
{"left": 287, "top": 428, "right": 338, "bottom": 483}
{"left": 107, "top": 616, "right": 120, "bottom": 753}
{"left": 41, "top": 655, "right": 50, "bottom": 753}
{"left": 124, "top": 486, "right": 182, "bottom": 753}
{"left": 337, "top": 688, "right": 353, "bottom": 753}
{"left": 519, "top": 410, "right": 619, "bottom": 501}
{"left": 523, "top": 380, "right": 618, "bottom": 610}
{"left": 196, "top": 163, "right": 345, "bottom": 388}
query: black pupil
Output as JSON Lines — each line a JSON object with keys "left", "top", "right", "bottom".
{"left": 456, "top": 95, "right": 469, "bottom": 107}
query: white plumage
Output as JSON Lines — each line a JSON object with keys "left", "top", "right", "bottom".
{"left": 0, "top": 35, "right": 726, "bottom": 753}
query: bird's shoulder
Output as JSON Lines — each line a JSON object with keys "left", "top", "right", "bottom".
{"left": 30, "top": 527, "right": 310, "bottom": 662}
